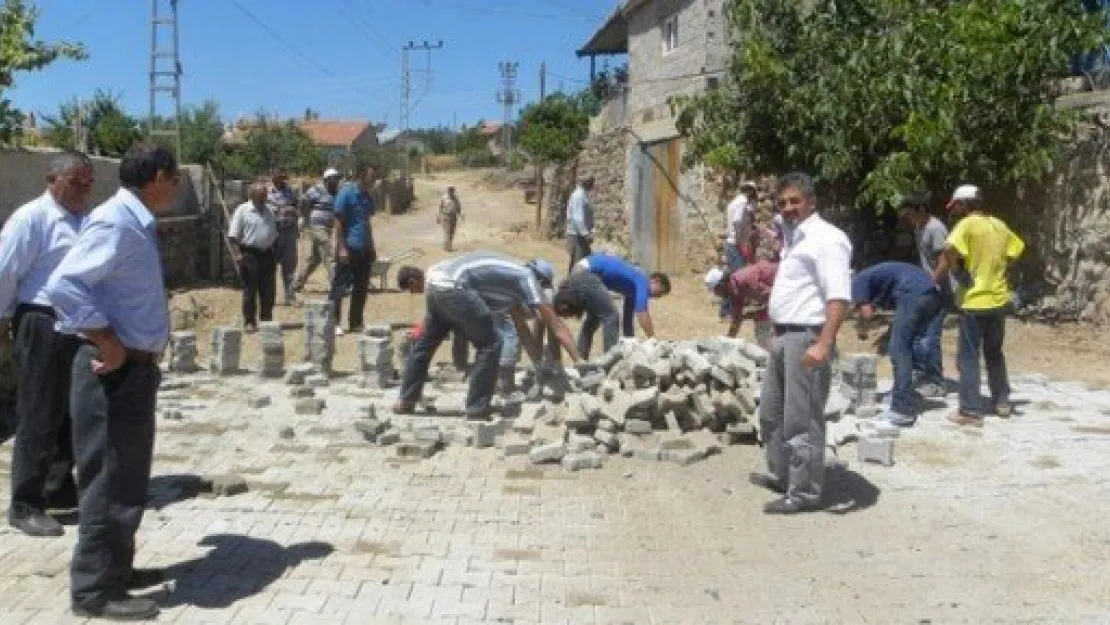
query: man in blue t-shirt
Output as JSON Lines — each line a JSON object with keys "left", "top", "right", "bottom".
{"left": 329, "top": 164, "right": 377, "bottom": 334}
{"left": 573, "top": 254, "right": 671, "bottom": 357}
{"left": 852, "top": 261, "right": 944, "bottom": 427}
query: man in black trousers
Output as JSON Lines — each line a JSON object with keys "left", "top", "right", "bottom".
{"left": 229, "top": 180, "right": 279, "bottom": 333}
{"left": 47, "top": 141, "right": 178, "bottom": 621}
{"left": 0, "top": 152, "right": 93, "bottom": 537}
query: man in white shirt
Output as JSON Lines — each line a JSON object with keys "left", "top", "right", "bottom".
{"left": 750, "top": 172, "right": 852, "bottom": 515}
{"left": 0, "top": 152, "right": 93, "bottom": 537}
{"left": 722, "top": 181, "right": 758, "bottom": 271}
{"left": 565, "top": 177, "right": 595, "bottom": 272}
{"left": 228, "top": 181, "right": 279, "bottom": 333}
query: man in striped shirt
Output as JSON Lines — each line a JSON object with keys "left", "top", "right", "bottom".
{"left": 394, "top": 252, "right": 581, "bottom": 419}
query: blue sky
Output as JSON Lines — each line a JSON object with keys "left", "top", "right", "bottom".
{"left": 9, "top": 0, "right": 618, "bottom": 130}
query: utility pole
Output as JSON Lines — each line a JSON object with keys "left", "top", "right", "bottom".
{"left": 496, "top": 61, "right": 520, "bottom": 165}
{"left": 399, "top": 40, "right": 444, "bottom": 132}
{"left": 534, "top": 62, "right": 546, "bottom": 232}
{"left": 148, "top": 0, "right": 183, "bottom": 160}
{"left": 73, "top": 99, "right": 88, "bottom": 155}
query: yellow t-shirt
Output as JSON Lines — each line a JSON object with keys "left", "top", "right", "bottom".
{"left": 946, "top": 213, "right": 1024, "bottom": 311}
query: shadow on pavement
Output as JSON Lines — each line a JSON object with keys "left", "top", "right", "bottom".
{"left": 823, "top": 465, "right": 881, "bottom": 515}
{"left": 146, "top": 473, "right": 209, "bottom": 510}
{"left": 151, "top": 534, "right": 334, "bottom": 609}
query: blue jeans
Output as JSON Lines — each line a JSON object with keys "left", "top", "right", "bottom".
{"left": 957, "top": 308, "right": 1010, "bottom": 416}
{"left": 913, "top": 290, "right": 951, "bottom": 385}
{"left": 719, "top": 245, "right": 745, "bottom": 317}
{"left": 889, "top": 290, "right": 942, "bottom": 415}
{"left": 400, "top": 286, "right": 502, "bottom": 415}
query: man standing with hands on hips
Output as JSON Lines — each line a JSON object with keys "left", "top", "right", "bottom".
{"left": 749, "top": 172, "right": 852, "bottom": 515}
{"left": 47, "top": 141, "right": 177, "bottom": 621}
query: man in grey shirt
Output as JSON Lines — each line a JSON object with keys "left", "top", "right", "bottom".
{"left": 293, "top": 168, "right": 341, "bottom": 292}
{"left": 393, "top": 251, "right": 581, "bottom": 419}
{"left": 899, "top": 192, "right": 950, "bottom": 396}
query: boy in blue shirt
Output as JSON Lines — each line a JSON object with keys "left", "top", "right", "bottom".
{"left": 573, "top": 254, "right": 671, "bottom": 357}
{"left": 330, "top": 164, "right": 377, "bottom": 334}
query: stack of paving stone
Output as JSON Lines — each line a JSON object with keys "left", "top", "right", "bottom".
{"left": 167, "top": 331, "right": 198, "bottom": 373}
{"left": 303, "top": 301, "right": 335, "bottom": 374}
{"left": 258, "top": 322, "right": 285, "bottom": 378}
{"left": 837, "top": 353, "right": 881, "bottom": 417}
{"left": 208, "top": 327, "right": 241, "bottom": 375}
{"left": 357, "top": 326, "right": 394, "bottom": 389}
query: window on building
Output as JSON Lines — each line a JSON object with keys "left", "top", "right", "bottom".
{"left": 662, "top": 14, "right": 679, "bottom": 53}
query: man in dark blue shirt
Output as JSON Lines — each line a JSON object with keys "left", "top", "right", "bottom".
{"left": 852, "top": 261, "right": 943, "bottom": 427}
{"left": 330, "top": 164, "right": 377, "bottom": 335}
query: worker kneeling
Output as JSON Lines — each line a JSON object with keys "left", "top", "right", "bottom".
{"left": 393, "top": 252, "right": 581, "bottom": 420}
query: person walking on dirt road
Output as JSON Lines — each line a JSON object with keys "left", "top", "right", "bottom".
{"left": 438, "top": 186, "right": 463, "bottom": 252}
{"left": 293, "top": 168, "right": 341, "bottom": 292}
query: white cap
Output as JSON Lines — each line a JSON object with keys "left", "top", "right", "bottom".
{"left": 950, "top": 184, "right": 980, "bottom": 202}
{"left": 739, "top": 180, "right": 758, "bottom": 191}
{"left": 323, "top": 167, "right": 340, "bottom": 179}
{"left": 704, "top": 267, "right": 726, "bottom": 291}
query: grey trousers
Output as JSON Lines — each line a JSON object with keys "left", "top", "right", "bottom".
{"left": 274, "top": 228, "right": 298, "bottom": 301}
{"left": 758, "top": 327, "right": 832, "bottom": 503}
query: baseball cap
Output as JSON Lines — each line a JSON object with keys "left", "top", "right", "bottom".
{"left": 739, "top": 180, "right": 758, "bottom": 192}
{"left": 947, "top": 184, "right": 980, "bottom": 210}
{"left": 323, "top": 167, "right": 340, "bottom": 179}
{"left": 704, "top": 267, "right": 726, "bottom": 291}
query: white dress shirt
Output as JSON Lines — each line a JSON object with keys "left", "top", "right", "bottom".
{"left": 0, "top": 191, "right": 86, "bottom": 318}
{"left": 228, "top": 200, "right": 279, "bottom": 249}
{"left": 725, "top": 194, "right": 749, "bottom": 246}
{"left": 767, "top": 213, "right": 852, "bottom": 325}
{"left": 566, "top": 186, "right": 594, "bottom": 237}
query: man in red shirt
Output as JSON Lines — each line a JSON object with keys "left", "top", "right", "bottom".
{"left": 706, "top": 260, "right": 777, "bottom": 348}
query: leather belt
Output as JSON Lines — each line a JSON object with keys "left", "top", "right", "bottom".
{"left": 125, "top": 349, "right": 159, "bottom": 365}
{"left": 773, "top": 323, "right": 823, "bottom": 336}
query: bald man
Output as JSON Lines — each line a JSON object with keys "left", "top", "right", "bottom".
{"left": 228, "top": 181, "right": 279, "bottom": 332}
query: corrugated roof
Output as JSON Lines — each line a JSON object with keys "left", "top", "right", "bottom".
{"left": 298, "top": 120, "right": 371, "bottom": 147}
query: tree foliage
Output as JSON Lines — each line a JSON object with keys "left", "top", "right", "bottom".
{"left": 42, "top": 89, "right": 141, "bottom": 157}
{"left": 675, "top": 0, "right": 1110, "bottom": 209}
{"left": 517, "top": 93, "right": 589, "bottom": 165}
{"left": 219, "top": 115, "right": 325, "bottom": 179}
{"left": 0, "top": 0, "right": 86, "bottom": 143}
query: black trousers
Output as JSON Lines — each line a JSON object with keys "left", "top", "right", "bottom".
{"left": 70, "top": 345, "right": 160, "bottom": 608}
{"left": 10, "top": 306, "right": 78, "bottom": 515}
{"left": 239, "top": 247, "right": 276, "bottom": 326}
{"left": 329, "top": 249, "right": 374, "bottom": 331}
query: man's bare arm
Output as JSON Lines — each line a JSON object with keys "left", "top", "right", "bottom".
{"left": 636, "top": 311, "right": 655, "bottom": 338}
{"left": 510, "top": 307, "right": 544, "bottom": 366}
{"left": 536, "top": 304, "right": 581, "bottom": 363}
{"left": 932, "top": 248, "right": 954, "bottom": 284}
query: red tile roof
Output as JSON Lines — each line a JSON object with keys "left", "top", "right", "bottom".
{"left": 478, "top": 121, "right": 503, "bottom": 136}
{"left": 298, "top": 120, "right": 371, "bottom": 147}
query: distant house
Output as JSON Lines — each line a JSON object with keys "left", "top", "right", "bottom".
{"left": 478, "top": 121, "right": 507, "bottom": 156}
{"left": 298, "top": 120, "right": 380, "bottom": 162}
{"left": 378, "top": 129, "right": 427, "bottom": 154}
{"left": 573, "top": 0, "right": 729, "bottom": 272}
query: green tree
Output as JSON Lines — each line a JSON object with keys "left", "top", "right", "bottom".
{"left": 675, "top": 0, "right": 1109, "bottom": 209}
{"left": 42, "top": 89, "right": 141, "bottom": 157}
{"left": 237, "top": 115, "right": 324, "bottom": 177}
{"left": 177, "top": 100, "right": 224, "bottom": 165}
{"left": 517, "top": 93, "right": 588, "bottom": 165}
{"left": 0, "top": 0, "right": 85, "bottom": 143}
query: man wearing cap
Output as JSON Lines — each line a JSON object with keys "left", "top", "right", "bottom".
{"left": 267, "top": 168, "right": 300, "bottom": 305}
{"left": 393, "top": 251, "right": 581, "bottom": 419}
{"left": 572, "top": 253, "right": 672, "bottom": 356}
{"left": 228, "top": 181, "right": 279, "bottom": 333}
{"left": 566, "top": 177, "right": 595, "bottom": 272}
{"left": 705, "top": 260, "right": 777, "bottom": 349}
{"left": 0, "top": 152, "right": 93, "bottom": 538}
{"left": 851, "top": 261, "right": 944, "bottom": 428}
{"left": 898, "top": 191, "right": 951, "bottom": 396}
{"left": 722, "top": 181, "right": 759, "bottom": 272}
{"left": 293, "top": 168, "right": 342, "bottom": 292}
{"left": 934, "top": 184, "right": 1024, "bottom": 426}
{"left": 330, "top": 164, "right": 378, "bottom": 336}
{"left": 749, "top": 172, "right": 851, "bottom": 515}
{"left": 438, "top": 186, "right": 463, "bottom": 252}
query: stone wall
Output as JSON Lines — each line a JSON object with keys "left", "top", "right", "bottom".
{"left": 572, "top": 129, "right": 634, "bottom": 255}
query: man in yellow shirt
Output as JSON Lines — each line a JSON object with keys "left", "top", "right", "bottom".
{"left": 933, "top": 185, "right": 1024, "bottom": 426}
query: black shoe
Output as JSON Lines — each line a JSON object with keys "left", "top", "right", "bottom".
{"left": 72, "top": 594, "right": 160, "bottom": 621}
{"left": 748, "top": 472, "right": 786, "bottom": 495}
{"left": 127, "top": 568, "right": 166, "bottom": 590}
{"left": 9, "top": 509, "right": 64, "bottom": 537}
{"left": 763, "top": 496, "right": 820, "bottom": 515}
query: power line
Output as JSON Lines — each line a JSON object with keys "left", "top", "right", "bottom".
{"left": 336, "top": 0, "right": 398, "bottom": 62}
{"left": 412, "top": 0, "right": 595, "bottom": 22}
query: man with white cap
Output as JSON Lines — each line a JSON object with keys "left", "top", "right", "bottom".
{"left": 705, "top": 260, "right": 777, "bottom": 349}
{"left": 722, "top": 181, "right": 759, "bottom": 272}
{"left": 293, "top": 168, "right": 342, "bottom": 293}
{"left": 393, "top": 252, "right": 581, "bottom": 420}
{"left": 933, "top": 184, "right": 1024, "bottom": 426}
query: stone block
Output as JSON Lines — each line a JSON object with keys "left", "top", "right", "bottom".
{"left": 354, "top": 418, "right": 387, "bottom": 442}
{"left": 397, "top": 440, "right": 439, "bottom": 459}
{"left": 294, "top": 398, "right": 326, "bottom": 415}
{"left": 625, "top": 419, "right": 653, "bottom": 434}
{"left": 500, "top": 435, "right": 531, "bottom": 457}
{"left": 305, "top": 374, "right": 330, "bottom": 387}
{"left": 445, "top": 426, "right": 474, "bottom": 447}
{"left": 742, "top": 342, "right": 769, "bottom": 366}
{"left": 686, "top": 429, "right": 723, "bottom": 456}
{"left": 593, "top": 429, "right": 619, "bottom": 449}
{"left": 377, "top": 428, "right": 401, "bottom": 446}
{"left": 529, "top": 442, "right": 566, "bottom": 464}
{"left": 471, "top": 421, "right": 498, "bottom": 448}
{"left": 288, "top": 386, "right": 315, "bottom": 398}
{"left": 204, "top": 474, "right": 248, "bottom": 497}
{"left": 709, "top": 365, "right": 735, "bottom": 388}
{"left": 562, "top": 451, "right": 604, "bottom": 471}
{"left": 564, "top": 397, "right": 594, "bottom": 429}
{"left": 566, "top": 434, "right": 596, "bottom": 453}
{"left": 247, "top": 395, "right": 271, "bottom": 409}
{"left": 278, "top": 427, "right": 295, "bottom": 440}
{"left": 162, "top": 410, "right": 184, "bottom": 421}
{"left": 413, "top": 424, "right": 442, "bottom": 443}
{"left": 530, "top": 422, "right": 565, "bottom": 445}
{"left": 857, "top": 436, "right": 894, "bottom": 466}
{"left": 596, "top": 418, "right": 619, "bottom": 432}
{"left": 662, "top": 447, "right": 707, "bottom": 466}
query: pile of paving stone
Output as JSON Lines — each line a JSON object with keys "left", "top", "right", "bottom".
{"left": 354, "top": 337, "right": 769, "bottom": 470}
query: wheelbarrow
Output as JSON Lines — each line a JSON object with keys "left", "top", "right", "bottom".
{"left": 370, "top": 246, "right": 424, "bottom": 291}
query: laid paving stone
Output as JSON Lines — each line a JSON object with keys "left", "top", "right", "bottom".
{"left": 294, "top": 398, "right": 326, "bottom": 415}
{"left": 413, "top": 424, "right": 442, "bottom": 443}
{"left": 247, "top": 395, "right": 271, "bottom": 409}
{"left": 354, "top": 418, "right": 387, "bottom": 442}
{"left": 529, "top": 442, "right": 566, "bottom": 464}
{"left": 377, "top": 428, "right": 401, "bottom": 446}
{"left": 397, "top": 440, "right": 439, "bottom": 459}
{"left": 288, "top": 386, "right": 315, "bottom": 398}
{"left": 500, "top": 435, "right": 531, "bottom": 457}
{"left": 858, "top": 436, "right": 895, "bottom": 466}
{"left": 562, "top": 451, "right": 604, "bottom": 471}
{"left": 471, "top": 421, "right": 499, "bottom": 448}
{"left": 203, "top": 474, "right": 249, "bottom": 497}
{"left": 305, "top": 374, "right": 330, "bottom": 388}
{"left": 161, "top": 410, "right": 184, "bottom": 421}
{"left": 278, "top": 427, "right": 295, "bottom": 440}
